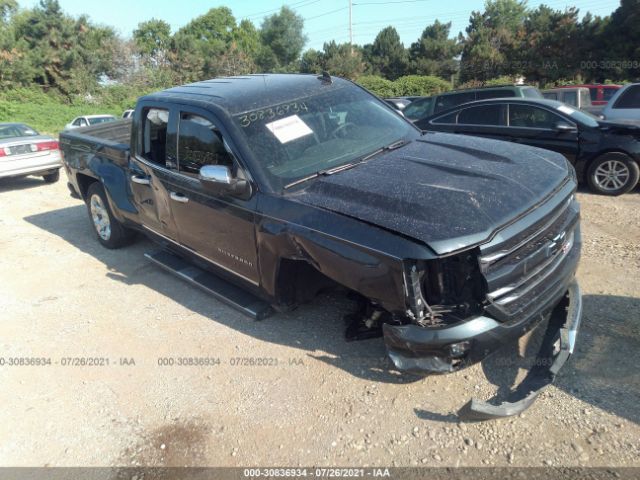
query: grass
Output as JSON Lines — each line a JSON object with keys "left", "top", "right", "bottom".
{"left": 0, "top": 87, "right": 144, "bottom": 136}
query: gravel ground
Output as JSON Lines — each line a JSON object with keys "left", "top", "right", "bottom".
{"left": 0, "top": 176, "right": 638, "bottom": 468}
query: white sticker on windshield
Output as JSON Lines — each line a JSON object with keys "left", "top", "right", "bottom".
{"left": 266, "top": 115, "right": 313, "bottom": 144}
{"left": 557, "top": 105, "right": 576, "bottom": 115}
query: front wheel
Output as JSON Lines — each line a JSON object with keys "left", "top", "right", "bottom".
{"left": 86, "top": 182, "right": 135, "bottom": 249}
{"left": 587, "top": 153, "right": 639, "bottom": 196}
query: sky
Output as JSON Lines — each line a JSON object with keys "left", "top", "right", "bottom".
{"left": 16, "top": 0, "right": 621, "bottom": 51}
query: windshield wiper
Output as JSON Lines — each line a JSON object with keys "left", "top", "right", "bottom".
{"left": 283, "top": 139, "right": 411, "bottom": 190}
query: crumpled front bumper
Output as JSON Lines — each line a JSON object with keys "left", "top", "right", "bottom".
{"left": 383, "top": 280, "right": 582, "bottom": 420}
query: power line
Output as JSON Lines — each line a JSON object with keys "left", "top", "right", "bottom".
{"left": 304, "top": 6, "right": 350, "bottom": 21}
{"left": 243, "top": 0, "right": 321, "bottom": 21}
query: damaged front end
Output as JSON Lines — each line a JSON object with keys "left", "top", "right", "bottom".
{"left": 380, "top": 190, "right": 582, "bottom": 419}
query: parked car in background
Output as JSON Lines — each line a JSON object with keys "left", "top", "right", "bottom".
{"left": 416, "top": 98, "right": 640, "bottom": 196}
{"left": 0, "top": 123, "right": 62, "bottom": 183}
{"left": 122, "top": 109, "right": 134, "bottom": 119}
{"left": 402, "top": 85, "right": 543, "bottom": 121}
{"left": 542, "top": 87, "right": 603, "bottom": 117}
{"left": 602, "top": 83, "right": 640, "bottom": 123}
{"left": 65, "top": 115, "right": 116, "bottom": 130}
{"left": 556, "top": 84, "right": 621, "bottom": 106}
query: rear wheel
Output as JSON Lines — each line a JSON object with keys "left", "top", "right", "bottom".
{"left": 86, "top": 182, "right": 135, "bottom": 249}
{"left": 42, "top": 170, "right": 60, "bottom": 183}
{"left": 587, "top": 153, "right": 639, "bottom": 196}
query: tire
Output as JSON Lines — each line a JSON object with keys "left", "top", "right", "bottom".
{"left": 85, "top": 182, "right": 135, "bottom": 249}
{"left": 42, "top": 170, "right": 60, "bottom": 183}
{"left": 586, "top": 153, "right": 640, "bottom": 196}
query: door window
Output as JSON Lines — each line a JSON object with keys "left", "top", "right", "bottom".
{"left": 457, "top": 104, "right": 503, "bottom": 125}
{"left": 402, "top": 97, "right": 433, "bottom": 120}
{"left": 141, "top": 108, "right": 169, "bottom": 167}
{"left": 508, "top": 104, "right": 562, "bottom": 129}
{"left": 543, "top": 92, "right": 558, "bottom": 100}
{"left": 476, "top": 89, "right": 513, "bottom": 100}
{"left": 579, "top": 89, "right": 590, "bottom": 106}
{"left": 613, "top": 85, "right": 640, "bottom": 109}
{"left": 589, "top": 88, "right": 599, "bottom": 102}
{"left": 563, "top": 91, "right": 578, "bottom": 107}
{"left": 177, "top": 113, "right": 233, "bottom": 177}
{"left": 602, "top": 88, "right": 618, "bottom": 101}
{"left": 434, "top": 92, "right": 476, "bottom": 113}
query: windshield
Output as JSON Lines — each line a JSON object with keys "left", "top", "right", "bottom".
{"left": 88, "top": 116, "right": 116, "bottom": 125}
{"left": 555, "top": 104, "right": 600, "bottom": 127}
{"left": 0, "top": 124, "right": 39, "bottom": 139}
{"left": 233, "top": 87, "right": 417, "bottom": 190}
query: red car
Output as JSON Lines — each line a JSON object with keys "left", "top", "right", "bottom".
{"left": 558, "top": 84, "right": 622, "bottom": 106}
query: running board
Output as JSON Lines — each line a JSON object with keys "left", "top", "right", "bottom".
{"left": 144, "top": 250, "right": 273, "bottom": 321}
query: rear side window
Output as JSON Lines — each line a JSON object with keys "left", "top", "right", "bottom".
{"left": 477, "top": 89, "right": 513, "bottom": 100}
{"left": 457, "top": 104, "right": 503, "bottom": 125}
{"left": 543, "top": 92, "right": 558, "bottom": 100}
{"left": 88, "top": 117, "right": 115, "bottom": 125}
{"left": 580, "top": 89, "right": 590, "bottom": 106}
{"left": 602, "top": 88, "right": 618, "bottom": 101}
{"left": 430, "top": 111, "right": 458, "bottom": 124}
{"left": 522, "top": 87, "right": 543, "bottom": 98}
{"left": 508, "top": 104, "right": 562, "bottom": 129}
{"left": 141, "top": 108, "right": 169, "bottom": 167}
{"left": 563, "top": 91, "right": 578, "bottom": 107}
{"left": 613, "top": 86, "right": 640, "bottom": 109}
{"left": 403, "top": 98, "right": 433, "bottom": 120}
{"left": 177, "top": 113, "right": 233, "bottom": 177}
{"left": 434, "top": 92, "right": 476, "bottom": 113}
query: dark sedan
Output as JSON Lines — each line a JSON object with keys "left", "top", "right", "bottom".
{"left": 416, "top": 98, "right": 640, "bottom": 195}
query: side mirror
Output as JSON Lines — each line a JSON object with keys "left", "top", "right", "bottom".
{"left": 198, "top": 165, "right": 251, "bottom": 199}
{"left": 555, "top": 121, "right": 577, "bottom": 133}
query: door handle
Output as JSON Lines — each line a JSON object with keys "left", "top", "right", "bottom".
{"left": 131, "top": 175, "right": 150, "bottom": 185}
{"left": 170, "top": 191, "right": 189, "bottom": 203}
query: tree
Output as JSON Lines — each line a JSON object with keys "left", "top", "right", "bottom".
{"left": 459, "top": 0, "right": 527, "bottom": 81}
{"left": 133, "top": 19, "right": 171, "bottom": 67}
{"left": 409, "top": 20, "right": 461, "bottom": 78}
{"left": 300, "top": 41, "right": 365, "bottom": 79}
{"left": 8, "top": 0, "right": 118, "bottom": 95}
{"left": 367, "top": 26, "right": 407, "bottom": 80}
{"left": 259, "top": 6, "right": 306, "bottom": 70}
{"left": 603, "top": 0, "right": 640, "bottom": 80}
{"left": 170, "top": 7, "right": 237, "bottom": 80}
{"left": 518, "top": 6, "right": 581, "bottom": 84}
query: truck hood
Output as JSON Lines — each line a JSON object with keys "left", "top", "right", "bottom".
{"left": 291, "top": 132, "right": 569, "bottom": 255}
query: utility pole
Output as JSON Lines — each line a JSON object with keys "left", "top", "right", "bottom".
{"left": 349, "top": 0, "right": 353, "bottom": 53}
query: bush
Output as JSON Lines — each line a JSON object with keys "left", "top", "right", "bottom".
{"left": 393, "top": 75, "right": 451, "bottom": 96}
{"left": 0, "top": 86, "right": 150, "bottom": 135}
{"left": 356, "top": 75, "right": 398, "bottom": 98}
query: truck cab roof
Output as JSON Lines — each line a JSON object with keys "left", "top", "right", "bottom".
{"left": 143, "top": 74, "right": 352, "bottom": 116}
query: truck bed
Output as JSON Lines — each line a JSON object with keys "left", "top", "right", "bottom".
{"left": 59, "top": 119, "right": 132, "bottom": 166}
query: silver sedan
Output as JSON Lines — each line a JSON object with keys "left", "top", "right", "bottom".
{"left": 0, "top": 123, "right": 62, "bottom": 183}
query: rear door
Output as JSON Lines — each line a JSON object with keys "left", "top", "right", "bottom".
{"left": 164, "top": 107, "right": 260, "bottom": 286}
{"left": 504, "top": 103, "right": 580, "bottom": 163}
{"left": 128, "top": 102, "right": 179, "bottom": 239}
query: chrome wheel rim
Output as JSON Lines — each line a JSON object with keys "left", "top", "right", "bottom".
{"left": 594, "top": 160, "right": 630, "bottom": 191}
{"left": 90, "top": 194, "right": 111, "bottom": 240}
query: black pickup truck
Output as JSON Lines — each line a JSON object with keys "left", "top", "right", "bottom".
{"left": 60, "top": 74, "right": 583, "bottom": 420}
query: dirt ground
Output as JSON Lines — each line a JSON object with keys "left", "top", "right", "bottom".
{"left": 0, "top": 175, "right": 638, "bottom": 468}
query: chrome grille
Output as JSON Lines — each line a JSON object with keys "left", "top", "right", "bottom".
{"left": 480, "top": 189, "right": 580, "bottom": 322}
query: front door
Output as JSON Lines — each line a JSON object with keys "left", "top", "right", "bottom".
{"left": 128, "top": 104, "right": 179, "bottom": 238}
{"left": 163, "top": 108, "right": 260, "bottom": 286}
{"left": 505, "top": 103, "right": 580, "bottom": 164}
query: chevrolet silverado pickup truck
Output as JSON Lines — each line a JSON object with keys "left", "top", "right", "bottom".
{"left": 60, "top": 74, "right": 583, "bottom": 420}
